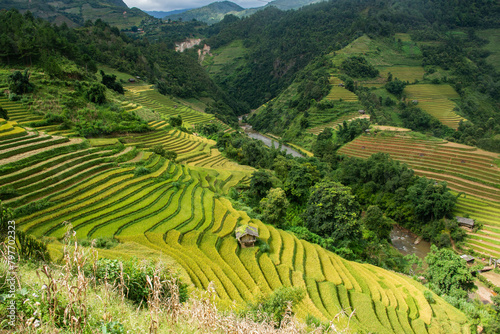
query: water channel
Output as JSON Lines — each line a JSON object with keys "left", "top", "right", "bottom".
{"left": 241, "top": 125, "right": 304, "bottom": 158}
{"left": 390, "top": 225, "right": 431, "bottom": 260}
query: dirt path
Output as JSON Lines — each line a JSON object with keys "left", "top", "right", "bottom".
{"left": 373, "top": 125, "right": 411, "bottom": 132}
{"left": 469, "top": 282, "right": 494, "bottom": 304}
{"left": 0, "top": 137, "right": 83, "bottom": 165}
{"left": 482, "top": 271, "right": 500, "bottom": 288}
{"left": 128, "top": 150, "right": 143, "bottom": 163}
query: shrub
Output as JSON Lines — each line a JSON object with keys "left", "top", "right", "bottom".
{"left": 134, "top": 166, "right": 151, "bottom": 176}
{"left": 16, "top": 231, "right": 51, "bottom": 263}
{"left": 84, "top": 258, "right": 188, "bottom": 305}
{"left": 13, "top": 199, "right": 52, "bottom": 218}
{"left": 86, "top": 83, "right": 107, "bottom": 104}
{"left": 243, "top": 286, "right": 305, "bottom": 325}
{"left": 80, "top": 237, "right": 118, "bottom": 249}
{"left": 256, "top": 239, "right": 270, "bottom": 253}
{"left": 169, "top": 115, "right": 182, "bottom": 127}
{"left": 423, "top": 290, "right": 435, "bottom": 304}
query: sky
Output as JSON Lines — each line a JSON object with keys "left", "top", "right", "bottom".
{"left": 122, "top": 0, "right": 270, "bottom": 12}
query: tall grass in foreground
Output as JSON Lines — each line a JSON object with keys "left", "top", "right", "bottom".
{"left": 0, "top": 233, "right": 352, "bottom": 334}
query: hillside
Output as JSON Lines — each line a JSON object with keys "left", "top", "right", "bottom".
{"left": 164, "top": 1, "right": 244, "bottom": 25}
{"left": 163, "top": 0, "right": 327, "bottom": 24}
{"left": 146, "top": 9, "right": 191, "bottom": 19}
{"left": 0, "top": 90, "right": 471, "bottom": 333}
{"left": 0, "top": 0, "right": 149, "bottom": 28}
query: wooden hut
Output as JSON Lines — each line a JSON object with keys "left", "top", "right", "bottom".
{"left": 235, "top": 225, "right": 259, "bottom": 248}
{"left": 456, "top": 216, "right": 475, "bottom": 230}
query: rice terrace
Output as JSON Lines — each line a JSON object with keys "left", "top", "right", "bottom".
{"left": 1, "top": 1, "right": 500, "bottom": 333}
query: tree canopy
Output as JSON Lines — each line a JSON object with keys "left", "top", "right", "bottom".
{"left": 302, "top": 181, "right": 361, "bottom": 245}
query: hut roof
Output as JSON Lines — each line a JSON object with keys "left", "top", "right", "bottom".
{"left": 235, "top": 225, "right": 259, "bottom": 240}
{"left": 460, "top": 254, "right": 475, "bottom": 262}
{"left": 456, "top": 216, "right": 474, "bottom": 227}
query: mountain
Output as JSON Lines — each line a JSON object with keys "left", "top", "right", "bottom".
{"left": 0, "top": 0, "right": 149, "bottom": 28}
{"left": 146, "top": 9, "right": 192, "bottom": 19}
{"left": 164, "top": 1, "right": 244, "bottom": 25}
{"left": 164, "top": 0, "right": 328, "bottom": 24}
{"left": 239, "top": 0, "right": 328, "bottom": 16}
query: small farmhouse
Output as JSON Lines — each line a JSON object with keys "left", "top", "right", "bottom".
{"left": 456, "top": 216, "right": 475, "bottom": 229}
{"left": 235, "top": 225, "right": 259, "bottom": 248}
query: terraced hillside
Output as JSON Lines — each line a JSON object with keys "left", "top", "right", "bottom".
{"left": 0, "top": 118, "right": 27, "bottom": 140}
{"left": 0, "top": 130, "right": 137, "bottom": 209}
{"left": 125, "top": 86, "right": 219, "bottom": 126}
{"left": 338, "top": 132, "right": 500, "bottom": 257}
{"left": 0, "top": 97, "right": 76, "bottom": 136}
{"left": 404, "top": 84, "right": 465, "bottom": 129}
{"left": 326, "top": 78, "right": 359, "bottom": 102}
{"left": 122, "top": 126, "right": 253, "bottom": 173}
{"left": 15, "top": 151, "right": 469, "bottom": 333}
{"left": 307, "top": 113, "right": 369, "bottom": 135}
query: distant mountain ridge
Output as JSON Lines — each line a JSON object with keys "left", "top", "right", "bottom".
{"left": 164, "top": 1, "right": 244, "bottom": 25}
{"left": 146, "top": 9, "right": 192, "bottom": 19}
{"left": 164, "top": 0, "right": 327, "bottom": 24}
{"left": 0, "top": 0, "right": 149, "bottom": 28}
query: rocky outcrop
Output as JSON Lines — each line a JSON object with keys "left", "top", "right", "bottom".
{"left": 175, "top": 39, "right": 202, "bottom": 52}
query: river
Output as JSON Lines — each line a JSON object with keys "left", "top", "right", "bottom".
{"left": 390, "top": 225, "right": 431, "bottom": 259}
{"left": 242, "top": 126, "right": 304, "bottom": 158}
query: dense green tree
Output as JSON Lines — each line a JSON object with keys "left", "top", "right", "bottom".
{"left": 385, "top": 78, "right": 406, "bottom": 96}
{"left": 425, "top": 245, "right": 474, "bottom": 299}
{"left": 249, "top": 170, "right": 274, "bottom": 202}
{"left": 169, "top": 115, "right": 183, "bottom": 127}
{"left": 341, "top": 56, "right": 379, "bottom": 78}
{"left": 0, "top": 107, "right": 8, "bottom": 121}
{"left": 284, "top": 163, "right": 319, "bottom": 203}
{"left": 407, "top": 178, "right": 457, "bottom": 222}
{"left": 8, "top": 69, "right": 34, "bottom": 95}
{"left": 86, "top": 83, "right": 106, "bottom": 104}
{"left": 302, "top": 181, "right": 361, "bottom": 244}
{"left": 100, "top": 70, "right": 124, "bottom": 94}
{"left": 260, "top": 188, "right": 289, "bottom": 227}
{"left": 362, "top": 205, "right": 394, "bottom": 241}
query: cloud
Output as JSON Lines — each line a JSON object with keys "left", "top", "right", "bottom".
{"left": 123, "top": 0, "right": 269, "bottom": 12}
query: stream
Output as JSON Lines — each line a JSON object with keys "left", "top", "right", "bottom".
{"left": 390, "top": 225, "right": 431, "bottom": 259}
{"left": 241, "top": 125, "right": 304, "bottom": 158}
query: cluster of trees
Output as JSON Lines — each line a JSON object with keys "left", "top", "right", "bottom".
{"left": 0, "top": 9, "right": 247, "bottom": 124}
{"left": 340, "top": 56, "right": 379, "bottom": 78}
{"left": 218, "top": 121, "right": 460, "bottom": 268}
{"left": 203, "top": 0, "right": 499, "bottom": 109}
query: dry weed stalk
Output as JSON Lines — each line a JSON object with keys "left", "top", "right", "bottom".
{"left": 146, "top": 266, "right": 164, "bottom": 334}
{"left": 164, "top": 276, "right": 181, "bottom": 324}
{"left": 36, "top": 265, "right": 59, "bottom": 322}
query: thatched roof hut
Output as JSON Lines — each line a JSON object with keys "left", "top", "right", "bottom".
{"left": 235, "top": 225, "right": 259, "bottom": 248}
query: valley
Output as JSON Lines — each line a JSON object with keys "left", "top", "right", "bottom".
{"left": 0, "top": 0, "right": 500, "bottom": 333}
